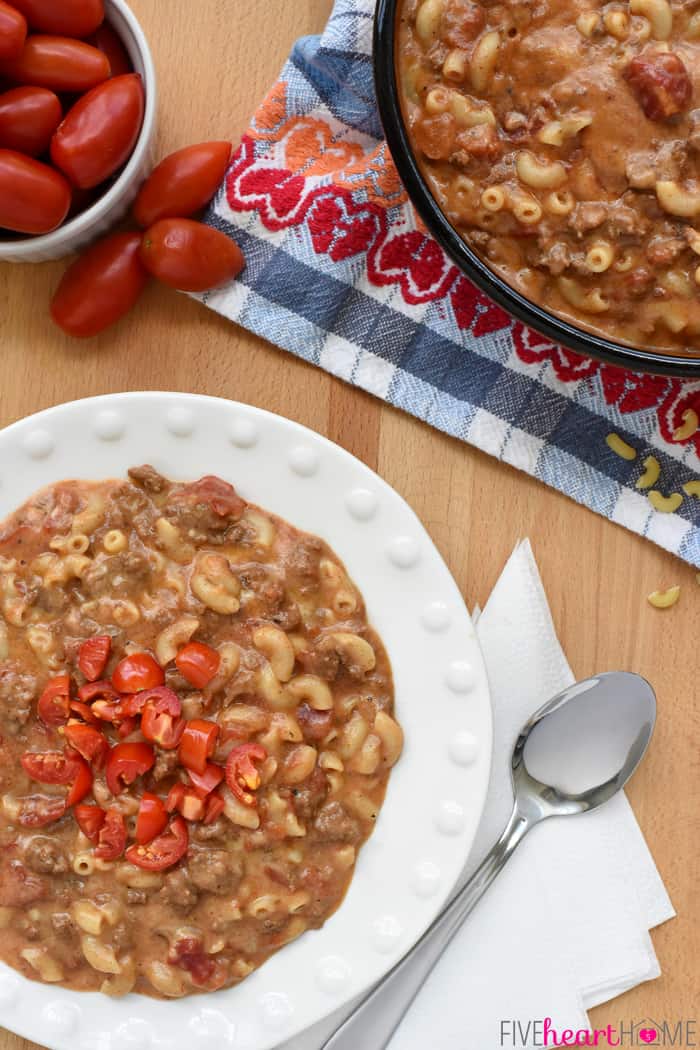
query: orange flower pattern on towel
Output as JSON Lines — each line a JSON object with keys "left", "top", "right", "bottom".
{"left": 248, "top": 82, "right": 407, "bottom": 209}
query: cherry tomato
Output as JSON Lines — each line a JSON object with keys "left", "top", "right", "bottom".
{"left": 78, "top": 635, "right": 111, "bottom": 681}
{"left": 37, "top": 674, "right": 71, "bottom": 727}
{"left": 203, "top": 791, "right": 225, "bottom": 825}
{"left": 175, "top": 642, "right": 220, "bottom": 689}
{"left": 94, "top": 807, "right": 126, "bottom": 861}
{"left": 0, "top": 35, "right": 110, "bottom": 92}
{"left": 64, "top": 723, "right": 110, "bottom": 770}
{"left": 11, "top": 0, "right": 104, "bottom": 38}
{"left": 125, "top": 816, "right": 189, "bottom": 871}
{"left": 89, "top": 22, "right": 131, "bottom": 77}
{"left": 69, "top": 700, "right": 100, "bottom": 725}
{"left": 0, "top": 149, "right": 70, "bottom": 233}
{"left": 133, "top": 141, "right": 232, "bottom": 228}
{"left": 51, "top": 72, "right": 144, "bottom": 188}
{"left": 77, "top": 679, "right": 124, "bottom": 724}
{"left": 120, "top": 685, "right": 174, "bottom": 717}
{"left": 225, "top": 743, "right": 267, "bottom": 806}
{"left": 187, "top": 762, "right": 224, "bottom": 798}
{"left": 18, "top": 795, "right": 66, "bottom": 827}
{"left": 116, "top": 715, "right": 139, "bottom": 739}
{"left": 51, "top": 232, "right": 149, "bottom": 339}
{"left": 139, "top": 219, "right": 245, "bottom": 292}
{"left": 77, "top": 679, "right": 120, "bottom": 704}
{"left": 74, "top": 803, "right": 105, "bottom": 842}
{"left": 112, "top": 652, "right": 164, "bottom": 694}
{"left": 21, "top": 748, "right": 78, "bottom": 785}
{"left": 179, "top": 719, "right": 220, "bottom": 776}
{"left": 105, "top": 741, "right": 154, "bottom": 795}
{"left": 65, "top": 752, "right": 92, "bottom": 806}
{"left": 135, "top": 792, "right": 168, "bottom": 845}
{"left": 0, "top": 85, "right": 60, "bottom": 155}
{"left": 139, "top": 688, "right": 185, "bottom": 750}
{"left": 0, "top": 1, "right": 27, "bottom": 62}
{"left": 166, "top": 782, "right": 206, "bottom": 822}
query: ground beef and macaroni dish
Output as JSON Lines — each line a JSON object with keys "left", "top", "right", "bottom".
{"left": 0, "top": 469, "right": 401, "bottom": 998}
{"left": 398, "top": 0, "right": 700, "bottom": 353}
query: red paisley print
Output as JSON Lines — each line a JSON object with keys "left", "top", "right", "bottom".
{"left": 226, "top": 134, "right": 700, "bottom": 455}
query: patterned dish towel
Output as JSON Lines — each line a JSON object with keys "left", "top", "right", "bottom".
{"left": 199, "top": 0, "right": 700, "bottom": 568}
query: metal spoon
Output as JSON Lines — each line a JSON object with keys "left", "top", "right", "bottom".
{"left": 322, "top": 671, "right": 656, "bottom": 1050}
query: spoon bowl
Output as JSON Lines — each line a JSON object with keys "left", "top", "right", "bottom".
{"left": 515, "top": 671, "right": 657, "bottom": 820}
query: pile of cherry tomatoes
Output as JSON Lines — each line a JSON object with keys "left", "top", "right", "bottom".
{"left": 0, "top": 0, "right": 143, "bottom": 235}
{"left": 51, "top": 139, "right": 245, "bottom": 337}
{"left": 21, "top": 633, "right": 269, "bottom": 872}
{"left": 0, "top": 0, "right": 246, "bottom": 336}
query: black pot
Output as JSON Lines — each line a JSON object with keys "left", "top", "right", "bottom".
{"left": 373, "top": 0, "right": 700, "bottom": 378}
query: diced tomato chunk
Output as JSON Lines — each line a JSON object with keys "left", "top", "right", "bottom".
{"left": 78, "top": 635, "right": 111, "bottom": 682}
{"left": 105, "top": 742, "right": 155, "bottom": 795}
{"left": 175, "top": 642, "right": 220, "bottom": 688}
{"left": 112, "top": 652, "right": 164, "bottom": 693}
{"left": 179, "top": 719, "right": 219, "bottom": 775}
{"left": 135, "top": 792, "right": 168, "bottom": 845}
{"left": 94, "top": 808, "right": 126, "bottom": 861}
{"left": 37, "top": 675, "right": 71, "bottom": 727}
{"left": 125, "top": 816, "right": 189, "bottom": 871}
{"left": 74, "top": 803, "right": 105, "bottom": 842}
{"left": 225, "top": 743, "right": 267, "bottom": 806}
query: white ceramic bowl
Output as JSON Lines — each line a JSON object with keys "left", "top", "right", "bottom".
{"left": 0, "top": 0, "right": 157, "bottom": 263}
{"left": 0, "top": 393, "right": 493, "bottom": 1050}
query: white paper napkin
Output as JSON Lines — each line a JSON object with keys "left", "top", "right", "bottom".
{"left": 283, "top": 539, "right": 674, "bottom": 1050}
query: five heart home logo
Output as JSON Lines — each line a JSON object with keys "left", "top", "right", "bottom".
{"left": 639, "top": 1032, "right": 658, "bottom": 1045}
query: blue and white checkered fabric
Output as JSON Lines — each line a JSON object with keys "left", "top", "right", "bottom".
{"left": 200, "top": 0, "right": 700, "bottom": 568}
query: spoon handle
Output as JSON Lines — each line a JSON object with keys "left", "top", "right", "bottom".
{"left": 321, "top": 803, "right": 533, "bottom": 1050}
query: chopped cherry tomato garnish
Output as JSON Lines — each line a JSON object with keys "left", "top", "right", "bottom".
{"left": 94, "top": 807, "right": 126, "bottom": 861}
{"left": 175, "top": 642, "right": 221, "bottom": 689}
{"left": 65, "top": 751, "right": 93, "bottom": 807}
{"left": 37, "top": 675, "right": 71, "bottom": 727}
{"left": 78, "top": 635, "right": 111, "bottom": 682}
{"left": 78, "top": 681, "right": 128, "bottom": 726}
{"left": 225, "top": 743, "right": 267, "bottom": 806}
{"left": 166, "top": 782, "right": 206, "bottom": 821}
{"left": 21, "top": 750, "right": 74, "bottom": 783}
{"left": 179, "top": 719, "right": 219, "bottom": 776}
{"left": 112, "top": 652, "right": 164, "bottom": 694}
{"left": 105, "top": 741, "right": 155, "bottom": 795}
{"left": 135, "top": 792, "right": 168, "bottom": 845}
{"left": 78, "top": 679, "right": 120, "bottom": 704}
{"left": 187, "top": 762, "right": 224, "bottom": 797}
{"left": 125, "top": 816, "right": 189, "bottom": 871}
{"left": 69, "top": 700, "right": 100, "bottom": 725}
{"left": 203, "top": 790, "right": 225, "bottom": 825}
{"left": 117, "top": 716, "right": 139, "bottom": 739}
{"left": 21, "top": 747, "right": 92, "bottom": 806}
{"left": 64, "top": 723, "right": 110, "bottom": 770}
{"left": 18, "top": 796, "right": 66, "bottom": 827}
{"left": 120, "top": 685, "right": 172, "bottom": 717}
{"left": 136, "top": 687, "right": 185, "bottom": 750}
{"left": 74, "top": 803, "right": 105, "bottom": 842}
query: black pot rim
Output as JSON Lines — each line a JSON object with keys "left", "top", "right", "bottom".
{"left": 373, "top": 0, "right": 700, "bottom": 379}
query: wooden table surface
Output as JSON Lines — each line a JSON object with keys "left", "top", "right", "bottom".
{"left": 0, "top": 2, "right": 697, "bottom": 1046}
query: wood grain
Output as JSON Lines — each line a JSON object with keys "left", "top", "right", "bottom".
{"left": 0, "top": 2, "right": 697, "bottom": 1046}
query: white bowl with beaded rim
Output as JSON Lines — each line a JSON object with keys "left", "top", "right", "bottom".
{"left": 0, "top": 0, "right": 157, "bottom": 264}
{"left": 0, "top": 392, "right": 492, "bottom": 1050}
